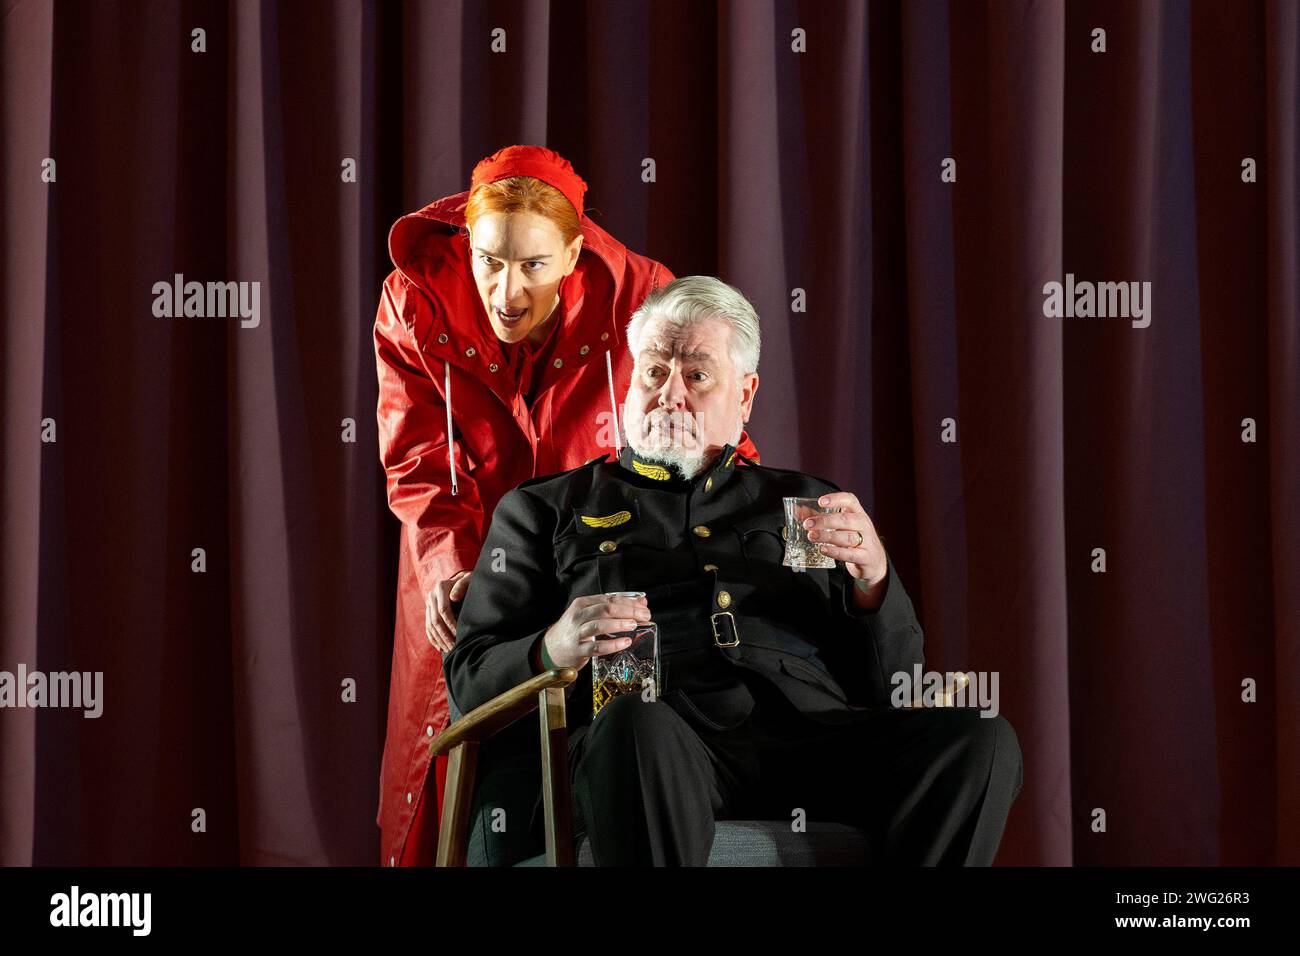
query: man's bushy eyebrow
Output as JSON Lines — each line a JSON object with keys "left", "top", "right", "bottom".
{"left": 639, "top": 345, "right": 717, "bottom": 364}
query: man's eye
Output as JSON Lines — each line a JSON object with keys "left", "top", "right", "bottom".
{"left": 645, "top": 368, "right": 664, "bottom": 378}
{"left": 690, "top": 372, "right": 708, "bottom": 382}
{"left": 479, "top": 255, "right": 498, "bottom": 267}
{"left": 525, "top": 261, "right": 544, "bottom": 271}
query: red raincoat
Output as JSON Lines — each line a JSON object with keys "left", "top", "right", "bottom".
{"left": 374, "top": 190, "right": 761, "bottom": 865}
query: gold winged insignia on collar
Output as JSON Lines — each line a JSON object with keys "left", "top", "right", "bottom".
{"left": 580, "top": 510, "right": 632, "bottom": 529}
{"left": 631, "top": 459, "right": 672, "bottom": 481}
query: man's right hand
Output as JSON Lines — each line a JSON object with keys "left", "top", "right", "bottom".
{"left": 543, "top": 593, "right": 652, "bottom": 671}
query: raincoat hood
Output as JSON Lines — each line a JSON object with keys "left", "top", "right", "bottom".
{"left": 387, "top": 189, "right": 631, "bottom": 357}
{"left": 385, "top": 190, "right": 640, "bottom": 493}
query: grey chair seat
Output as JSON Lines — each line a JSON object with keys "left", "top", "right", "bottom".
{"left": 515, "top": 820, "right": 873, "bottom": 866}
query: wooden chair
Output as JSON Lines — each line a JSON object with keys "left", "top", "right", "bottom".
{"left": 429, "top": 669, "right": 972, "bottom": 866}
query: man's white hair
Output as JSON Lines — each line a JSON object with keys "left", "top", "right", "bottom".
{"left": 625, "top": 275, "right": 761, "bottom": 376}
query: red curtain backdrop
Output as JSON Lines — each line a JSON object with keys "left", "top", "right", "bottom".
{"left": 1, "top": 0, "right": 1295, "bottom": 865}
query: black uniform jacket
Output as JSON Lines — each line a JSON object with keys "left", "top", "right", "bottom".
{"left": 445, "top": 441, "right": 926, "bottom": 741}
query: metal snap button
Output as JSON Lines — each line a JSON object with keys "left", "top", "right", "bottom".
{"left": 693, "top": 525, "right": 711, "bottom": 538}
{"left": 579, "top": 345, "right": 590, "bottom": 355}
{"left": 717, "top": 590, "right": 732, "bottom": 609}
{"left": 437, "top": 332, "right": 448, "bottom": 344}
{"left": 599, "top": 540, "right": 617, "bottom": 553}
{"left": 553, "top": 358, "right": 563, "bottom": 368}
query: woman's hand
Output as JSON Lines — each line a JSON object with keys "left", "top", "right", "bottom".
{"left": 426, "top": 570, "right": 473, "bottom": 651}
{"left": 543, "top": 593, "right": 652, "bottom": 671}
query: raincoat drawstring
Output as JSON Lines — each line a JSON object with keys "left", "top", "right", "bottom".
{"left": 605, "top": 349, "right": 622, "bottom": 454}
{"left": 445, "top": 360, "right": 457, "bottom": 496}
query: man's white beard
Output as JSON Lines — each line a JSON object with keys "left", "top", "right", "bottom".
{"left": 626, "top": 408, "right": 743, "bottom": 480}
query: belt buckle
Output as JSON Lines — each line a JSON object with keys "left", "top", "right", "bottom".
{"left": 711, "top": 611, "right": 740, "bottom": 647}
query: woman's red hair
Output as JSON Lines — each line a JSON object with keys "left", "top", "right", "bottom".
{"left": 464, "top": 176, "right": 582, "bottom": 246}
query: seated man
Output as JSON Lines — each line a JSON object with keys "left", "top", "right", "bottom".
{"left": 444, "top": 276, "right": 1023, "bottom": 866}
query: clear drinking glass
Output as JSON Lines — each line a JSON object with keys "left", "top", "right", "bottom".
{"left": 591, "top": 592, "right": 660, "bottom": 716}
{"left": 782, "top": 497, "right": 839, "bottom": 571}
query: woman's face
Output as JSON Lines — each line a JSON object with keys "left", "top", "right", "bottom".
{"left": 468, "top": 211, "right": 583, "bottom": 345}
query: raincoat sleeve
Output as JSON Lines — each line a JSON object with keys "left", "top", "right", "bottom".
{"left": 374, "top": 273, "right": 485, "bottom": 599}
{"left": 445, "top": 486, "right": 569, "bottom": 715}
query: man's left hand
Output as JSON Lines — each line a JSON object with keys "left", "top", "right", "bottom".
{"left": 804, "top": 492, "right": 888, "bottom": 610}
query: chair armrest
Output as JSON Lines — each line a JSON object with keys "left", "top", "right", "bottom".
{"left": 431, "top": 667, "right": 579, "bottom": 867}
{"left": 430, "top": 667, "right": 579, "bottom": 757}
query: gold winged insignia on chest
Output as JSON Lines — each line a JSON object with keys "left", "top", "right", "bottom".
{"left": 579, "top": 510, "right": 633, "bottom": 529}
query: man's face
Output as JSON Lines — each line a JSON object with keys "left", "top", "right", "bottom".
{"left": 623, "top": 314, "right": 759, "bottom": 476}
{"left": 469, "top": 211, "right": 582, "bottom": 345}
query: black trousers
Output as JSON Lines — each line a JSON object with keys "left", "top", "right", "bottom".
{"left": 566, "top": 675, "right": 1024, "bottom": 866}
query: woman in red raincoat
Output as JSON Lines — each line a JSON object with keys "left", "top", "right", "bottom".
{"left": 373, "top": 145, "right": 760, "bottom": 865}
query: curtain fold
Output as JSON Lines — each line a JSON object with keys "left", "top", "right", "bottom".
{"left": 1263, "top": 0, "right": 1299, "bottom": 864}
